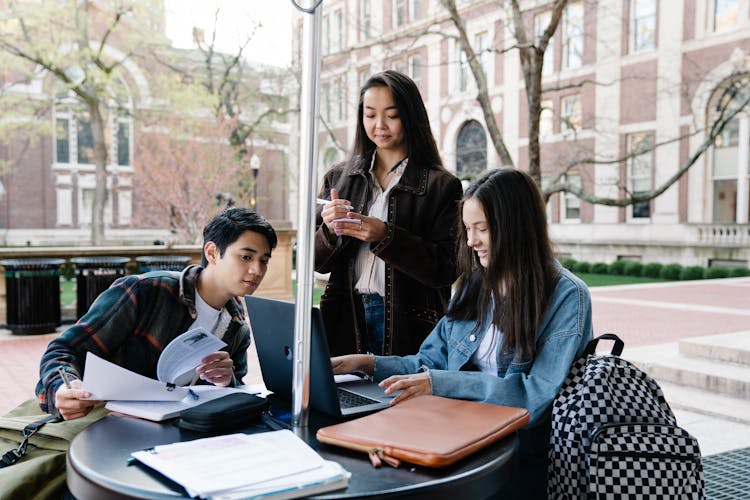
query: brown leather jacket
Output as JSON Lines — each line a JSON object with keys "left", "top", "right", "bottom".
{"left": 315, "top": 154, "right": 463, "bottom": 356}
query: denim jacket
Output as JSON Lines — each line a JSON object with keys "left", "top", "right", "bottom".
{"left": 374, "top": 266, "right": 592, "bottom": 428}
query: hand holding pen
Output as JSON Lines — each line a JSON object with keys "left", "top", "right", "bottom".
{"left": 319, "top": 188, "right": 361, "bottom": 236}
{"left": 55, "top": 366, "right": 99, "bottom": 421}
{"left": 320, "top": 188, "right": 387, "bottom": 242}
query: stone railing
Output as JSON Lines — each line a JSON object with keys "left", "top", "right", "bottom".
{"left": 694, "top": 224, "right": 750, "bottom": 246}
{"left": 0, "top": 227, "right": 295, "bottom": 326}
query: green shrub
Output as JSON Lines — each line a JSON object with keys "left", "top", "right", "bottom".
{"left": 623, "top": 261, "right": 643, "bottom": 277}
{"left": 573, "top": 261, "right": 591, "bottom": 273}
{"left": 704, "top": 266, "right": 730, "bottom": 279}
{"left": 561, "top": 258, "right": 577, "bottom": 270}
{"left": 642, "top": 262, "right": 663, "bottom": 278}
{"left": 608, "top": 260, "right": 627, "bottom": 275}
{"left": 590, "top": 262, "right": 609, "bottom": 274}
{"left": 60, "top": 262, "right": 75, "bottom": 281}
{"left": 679, "top": 266, "right": 704, "bottom": 281}
{"left": 659, "top": 263, "right": 683, "bottom": 280}
{"left": 729, "top": 267, "right": 750, "bottom": 277}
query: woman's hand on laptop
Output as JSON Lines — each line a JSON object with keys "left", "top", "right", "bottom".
{"left": 331, "top": 354, "right": 374, "bottom": 376}
{"left": 379, "top": 372, "right": 432, "bottom": 406}
{"left": 195, "top": 351, "right": 235, "bottom": 387}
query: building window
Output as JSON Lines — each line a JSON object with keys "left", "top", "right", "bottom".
{"left": 562, "top": 2, "right": 584, "bottom": 69}
{"left": 631, "top": 0, "right": 656, "bottom": 52}
{"left": 393, "top": 0, "right": 405, "bottom": 28}
{"left": 322, "top": 82, "right": 331, "bottom": 123}
{"left": 358, "top": 67, "right": 370, "bottom": 86}
{"left": 116, "top": 120, "right": 130, "bottom": 166}
{"left": 713, "top": 0, "right": 739, "bottom": 32}
{"left": 409, "top": 0, "right": 421, "bottom": 21}
{"left": 708, "top": 75, "right": 750, "bottom": 223}
{"left": 359, "top": 0, "right": 370, "bottom": 40}
{"left": 334, "top": 76, "right": 345, "bottom": 122}
{"left": 456, "top": 120, "right": 487, "bottom": 179}
{"left": 628, "top": 132, "right": 654, "bottom": 218}
{"left": 712, "top": 118, "right": 740, "bottom": 222}
{"left": 408, "top": 54, "right": 421, "bottom": 87}
{"left": 564, "top": 173, "right": 581, "bottom": 220}
{"left": 77, "top": 116, "right": 94, "bottom": 164}
{"left": 561, "top": 94, "right": 582, "bottom": 133}
{"left": 458, "top": 48, "right": 469, "bottom": 92}
{"left": 55, "top": 118, "right": 70, "bottom": 163}
{"left": 332, "top": 9, "right": 343, "bottom": 52}
{"left": 535, "top": 10, "right": 555, "bottom": 76}
{"left": 539, "top": 100, "right": 554, "bottom": 139}
{"left": 475, "top": 31, "right": 490, "bottom": 84}
{"left": 322, "top": 14, "right": 330, "bottom": 55}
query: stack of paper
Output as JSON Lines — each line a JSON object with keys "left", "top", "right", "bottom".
{"left": 130, "top": 430, "right": 349, "bottom": 499}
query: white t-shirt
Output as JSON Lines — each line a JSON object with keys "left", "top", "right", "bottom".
{"left": 471, "top": 324, "right": 499, "bottom": 374}
{"left": 190, "top": 290, "right": 222, "bottom": 337}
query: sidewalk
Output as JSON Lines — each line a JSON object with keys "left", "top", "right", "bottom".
{"left": 1, "top": 277, "right": 748, "bottom": 457}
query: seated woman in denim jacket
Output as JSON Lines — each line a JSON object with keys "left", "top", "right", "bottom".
{"left": 332, "top": 168, "right": 593, "bottom": 498}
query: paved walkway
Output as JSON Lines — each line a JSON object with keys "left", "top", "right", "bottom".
{"left": 1, "top": 277, "right": 749, "bottom": 456}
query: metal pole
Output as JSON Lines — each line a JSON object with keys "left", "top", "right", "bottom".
{"left": 292, "top": 0, "right": 322, "bottom": 428}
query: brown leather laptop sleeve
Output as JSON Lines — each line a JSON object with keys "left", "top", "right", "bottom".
{"left": 316, "top": 395, "right": 530, "bottom": 468}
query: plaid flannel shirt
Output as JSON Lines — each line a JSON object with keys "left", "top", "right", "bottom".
{"left": 36, "top": 265, "right": 251, "bottom": 416}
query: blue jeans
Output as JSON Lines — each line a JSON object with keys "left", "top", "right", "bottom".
{"left": 354, "top": 293, "right": 384, "bottom": 355}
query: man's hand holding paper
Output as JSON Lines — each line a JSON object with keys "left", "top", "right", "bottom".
{"left": 195, "top": 351, "right": 235, "bottom": 387}
{"left": 82, "top": 327, "right": 229, "bottom": 401}
{"left": 156, "top": 327, "right": 227, "bottom": 386}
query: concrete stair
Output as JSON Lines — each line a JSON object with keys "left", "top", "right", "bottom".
{"left": 623, "top": 331, "right": 750, "bottom": 425}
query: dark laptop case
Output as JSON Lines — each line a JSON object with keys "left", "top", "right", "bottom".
{"left": 177, "top": 393, "right": 268, "bottom": 433}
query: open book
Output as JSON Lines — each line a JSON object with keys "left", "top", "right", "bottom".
{"left": 130, "top": 431, "right": 349, "bottom": 499}
{"left": 105, "top": 385, "right": 252, "bottom": 422}
{"left": 81, "top": 328, "right": 240, "bottom": 420}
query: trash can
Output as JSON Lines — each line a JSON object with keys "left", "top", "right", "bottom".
{"left": 1, "top": 258, "right": 65, "bottom": 334}
{"left": 135, "top": 255, "right": 191, "bottom": 273}
{"left": 71, "top": 256, "right": 130, "bottom": 319}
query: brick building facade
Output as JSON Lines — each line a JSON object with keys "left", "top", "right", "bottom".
{"left": 294, "top": 0, "right": 750, "bottom": 266}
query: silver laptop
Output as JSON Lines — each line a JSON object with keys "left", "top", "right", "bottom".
{"left": 246, "top": 296, "right": 393, "bottom": 418}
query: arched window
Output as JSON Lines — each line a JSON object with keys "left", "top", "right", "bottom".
{"left": 456, "top": 120, "right": 487, "bottom": 179}
{"left": 708, "top": 74, "right": 750, "bottom": 224}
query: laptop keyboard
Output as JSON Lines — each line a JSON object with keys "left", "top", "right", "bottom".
{"left": 337, "top": 387, "right": 380, "bottom": 409}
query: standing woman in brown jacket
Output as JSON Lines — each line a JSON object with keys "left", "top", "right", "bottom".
{"left": 315, "top": 70, "right": 462, "bottom": 356}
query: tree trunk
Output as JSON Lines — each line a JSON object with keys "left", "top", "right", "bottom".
{"left": 88, "top": 102, "right": 108, "bottom": 245}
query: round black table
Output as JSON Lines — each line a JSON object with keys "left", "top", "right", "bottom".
{"left": 67, "top": 412, "right": 519, "bottom": 499}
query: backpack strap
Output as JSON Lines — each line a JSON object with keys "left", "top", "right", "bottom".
{"left": 0, "top": 415, "right": 59, "bottom": 469}
{"left": 583, "top": 333, "right": 624, "bottom": 357}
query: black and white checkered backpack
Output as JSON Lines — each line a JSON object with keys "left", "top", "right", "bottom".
{"left": 548, "top": 333, "right": 704, "bottom": 499}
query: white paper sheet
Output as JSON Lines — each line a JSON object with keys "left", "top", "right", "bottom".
{"left": 131, "top": 431, "right": 338, "bottom": 498}
{"left": 82, "top": 352, "right": 188, "bottom": 401}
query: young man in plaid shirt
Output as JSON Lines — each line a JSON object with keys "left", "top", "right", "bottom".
{"left": 36, "top": 208, "right": 277, "bottom": 420}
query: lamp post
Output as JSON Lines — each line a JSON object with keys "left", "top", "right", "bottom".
{"left": 250, "top": 153, "right": 261, "bottom": 210}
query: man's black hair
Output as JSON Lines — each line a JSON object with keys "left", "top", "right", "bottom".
{"left": 201, "top": 208, "right": 277, "bottom": 266}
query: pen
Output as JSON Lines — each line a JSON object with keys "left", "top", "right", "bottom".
{"left": 57, "top": 367, "right": 72, "bottom": 389}
{"left": 316, "top": 198, "right": 354, "bottom": 211}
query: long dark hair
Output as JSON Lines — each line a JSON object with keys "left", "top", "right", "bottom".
{"left": 351, "top": 70, "right": 443, "bottom": 169}
{"left": 448, "top": 168, "right": 558, "bottom": 361}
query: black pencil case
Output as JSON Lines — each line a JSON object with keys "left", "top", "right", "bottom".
{"left": 177, "top": 393, "right": 269, "bottom": 433}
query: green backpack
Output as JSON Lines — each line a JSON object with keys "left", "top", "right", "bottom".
{"left": 0, "top": 399, "right": 107, "bottom": 500}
